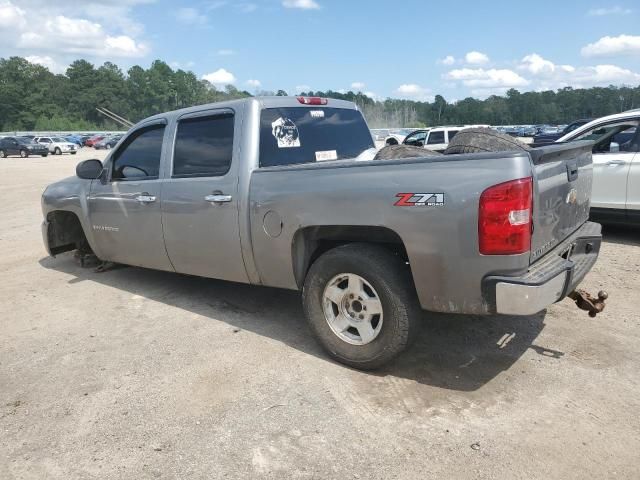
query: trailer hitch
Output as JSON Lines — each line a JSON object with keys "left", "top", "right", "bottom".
{"left": 568, "top": 289, "right": 608, "bottom": 317}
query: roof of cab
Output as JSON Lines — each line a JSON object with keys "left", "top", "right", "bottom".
{"left": 134, "top": 96, "right": 359, "bottom": 128}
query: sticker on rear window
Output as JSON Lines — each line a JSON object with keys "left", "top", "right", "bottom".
{"left": 310, "top": 110, "right": 325, "bottom": 118}
{"left": 271, "top": 117, "right": 300, "bottom": 148}
{"left": 315, "top": 150, "right": 337, "bottom": 162}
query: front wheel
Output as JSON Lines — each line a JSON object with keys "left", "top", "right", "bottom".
{"left": 0, "top": 149, "right": 5, "bottom": 158}
{"left": 54, "top": 147, "right": 62, "bottom": 155}
{"left": 20, "top": 149, "right": 28, "bottom": 158}
{"left": 302, "top": 243, "right": 421, "bottom": 369}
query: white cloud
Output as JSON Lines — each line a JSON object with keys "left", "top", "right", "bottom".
{"left": 364, "top": 91, "right": 378, "bottom": 100}
{"left": 464, "top": 51, "right": 489, "bottom": 65}
{"left": 581, "top": 34, "right": 640, "bottom": 57}
{"left": 395, "top": 84, "right": 433, "bottom": 101}
{"left": 0, "top": 0, "right": 26, "bottom": 29}
{"left": 445, "top": 68, "right": 528, "bottom": 89}
{"left": 351, "top": 81, "right": 366, "bottom": 90}
{"left": 282, "top": 0, "right": 320, "bottom": 10}
{"left": 202, "top": 68, "right": 236, "bottom": 85}
{"left": 25, "top": 55, "right": 67, "bottom": 74}
{"left": 216, "top": 49, "right": 235, "bottom": 56}
{"left": 439, "top": 55, "right": 455, "bottom": 65}
{"left": 176, "top": 7, "right": 207, "bottom": 25}
{"left": 519, "top": 53, "right": 556, "bottom": 75}
{"left": 516, "top": 52, "right": 640, "bottom": 90}
{"left": 0, "top": 1, "right": 149, "bottom": 59}
{"left": 587, "top": 6, "right": 632, "bottom": 16}
{"left": 246, "top": 79, "right": 261, "bottom": 88}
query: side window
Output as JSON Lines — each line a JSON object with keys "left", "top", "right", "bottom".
{"left": 427, "top": 131, "right": 445, "bottom": 145}
{"left": 112, "top": 124, "right": 165, "bottom": 180}
{"left": 447, "top": 130, "right": 459, "bottom": 142}
{"left": 572, "top": 121, "right": 640, "bottom": 154}
{"left": 403, "top": 131, "right": 427, "bottom": 146}
{"left": 173, "top": 113, "right": 234, "bottom": 177}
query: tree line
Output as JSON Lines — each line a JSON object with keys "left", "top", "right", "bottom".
{"left": 1, "top": 56, "right": 639, "bottom": 131}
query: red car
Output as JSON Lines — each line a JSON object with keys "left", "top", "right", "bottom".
{"left": 84, "top": 135, "right": 105, "bottom": 147}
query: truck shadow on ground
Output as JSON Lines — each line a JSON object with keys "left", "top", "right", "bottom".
{"left": 40, "top": 254, "right": 555, "bottom": 392}
{"left": 600, "top": 224, "right": 640, "bottom": 247}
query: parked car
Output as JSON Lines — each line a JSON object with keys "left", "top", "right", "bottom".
{"left": 41, "top": 96, "right": 602, "bottom": 369}
{"left": 0, "top": 136, "right": 49, "bottom": 158}
{"left": 34, "top": 136, "right": 78, "bottom": 155}
{"left": 383, "top": 128, "right": 418, "bottom": 146}
{"left": 557, "top": 110, "right": 640, "bottom": 225}
{"left": 534, "top": 119, "right": 591, "bottom": 145}
{"left": 94, "top": 135, "right": 123, "bottom": 150}
{"left": 65, "top": 135, "right": 84, "bottom": 147}
{"left": 84, "top": 135, "right": 105, "bottom": 147}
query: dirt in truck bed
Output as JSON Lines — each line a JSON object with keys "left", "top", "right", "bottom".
{"left": 1, "top": 149, "right": 639, "bottom": 479}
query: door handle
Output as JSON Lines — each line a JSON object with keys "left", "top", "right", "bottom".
{"left": 205, "top": 194, "right": 232, "bottom": 203}
{"left": 605, "top": 160, "right": 625, "bottom": 166}
{"left": 135, "top": 193, "right": 157, "bottom": 204}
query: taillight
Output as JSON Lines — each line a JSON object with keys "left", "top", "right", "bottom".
{"left": 478, "top": 177, "right": 532, "bottom": 255}
{"left": 296, "top": 96, "right": 328, "bottom": 105}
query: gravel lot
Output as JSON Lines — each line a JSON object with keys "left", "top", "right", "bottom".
{"left": 1, "top": 148, "right": 639, "bottom": 479}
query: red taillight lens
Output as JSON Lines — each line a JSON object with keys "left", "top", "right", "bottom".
{"left": 296, "top": 96, "right": 328, "bottom": 105}
{"left": 478, "top": 177, "right": 532, "bottom": 255}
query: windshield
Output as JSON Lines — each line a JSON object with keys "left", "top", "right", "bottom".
{"left": 259, "top": 107, "right": 374, "bottom": 167}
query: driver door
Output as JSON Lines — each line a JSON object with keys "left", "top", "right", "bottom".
{"left": 87, "top": 121, "right": 173, "bottom": 271}
{"left": 571, "top": 120, "right": 639, "bottom": 210}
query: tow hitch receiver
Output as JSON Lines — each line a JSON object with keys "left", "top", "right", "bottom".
{"left": 568, "top": 289, "right": 608, "bottom": 317}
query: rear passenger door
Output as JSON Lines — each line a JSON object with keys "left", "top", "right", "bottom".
{"left": 425, "top": 130, "right": 447, "bottom": 152}
{"left": 161, "top": 109, "right": 249, "bottom": 283}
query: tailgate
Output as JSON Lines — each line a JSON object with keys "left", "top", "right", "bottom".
{"left": 529, "top": 141, "right": 594, "bottom": 264}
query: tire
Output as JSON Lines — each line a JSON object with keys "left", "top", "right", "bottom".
{"left": 444, "top": 128, "right": 531, "bottom": 155}
{"left": 41, "top": 154, "right": 48, "bottom": 157}
{"left": 71, "top": 151, "right": 77, "bottom": 155}
{"left": 20, "top": 149, "right": 28, "bottom": 158}
{"left": 107, "top": 144, "right": 112, "bottom": 149}
{"left": 374, "top": 144, "right": 442, "bottom": 160}
{"left": 302, "top": 243, "right": 421, "bottom": 370}
{"left": 0, "top": 150, "right": 5, "bottom": 158}
{"left": 54, "top": 147, "right": 62, "bottom": 155}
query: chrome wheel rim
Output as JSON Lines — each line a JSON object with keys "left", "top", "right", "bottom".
{"left": 322, "top": 273, "right": 383, "bottom": 345}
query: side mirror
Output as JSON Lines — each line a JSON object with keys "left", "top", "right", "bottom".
{"left": 76, "top": 159, "right": 104, "bottom": 179}
{"left": 609, "top": 142, "right": 620, "bottom": 153}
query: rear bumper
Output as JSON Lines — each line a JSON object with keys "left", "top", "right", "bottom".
{"left": 482, "top": 221, "right": 602, "bottom": 315}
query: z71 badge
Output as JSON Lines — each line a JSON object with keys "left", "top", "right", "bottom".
{"left": 394, "top": 193, "right": 445, "bottom": 207}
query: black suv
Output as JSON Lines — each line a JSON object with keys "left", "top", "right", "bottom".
{"left": 0, "top": 137, "right": 49, "bottom": 158}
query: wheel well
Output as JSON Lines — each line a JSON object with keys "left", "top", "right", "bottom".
{"left": 46, "top": 211, "right": 91, "bottom": 256}
{"left": 386, "top": 138, "right": 398, "bottom": 146}
{"left": 292, "top": 226, "right": 410, "bottom": 288}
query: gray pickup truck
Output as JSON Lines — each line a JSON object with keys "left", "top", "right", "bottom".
{"left": 41, "top": 96, "right": 604, "bottom": 369}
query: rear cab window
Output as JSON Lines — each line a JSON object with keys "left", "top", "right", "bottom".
{"left": 259, "top": 107, "right": 374, "bottom": 167}
{"left": 427, "top": 131, "right": 445, "bottom": 144}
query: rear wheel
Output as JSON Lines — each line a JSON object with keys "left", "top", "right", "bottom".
{"left": 54, "top": 147, "right": 62, "bottom": 155}
{"left": 0, "top": 149, "right": 5, "bottom": 158}
{"left": 302, "top": 243, "right": 421, "bottom": 369}
{"left": 444, "top": 128, "right": 531, "bottom": 154}
{"left": 374, "top": 144, "right": 442, "bottom": 160}
{"left": 20, "top": 149, "right": 28, "bottom": 158}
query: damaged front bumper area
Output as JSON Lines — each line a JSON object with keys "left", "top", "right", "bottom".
{"left": 482, "top": 221, "right": 603, "bottom": 316}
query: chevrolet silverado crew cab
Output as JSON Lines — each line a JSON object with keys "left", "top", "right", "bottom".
{"left": 41, "top": 96, "right": 603, "bottom": 369}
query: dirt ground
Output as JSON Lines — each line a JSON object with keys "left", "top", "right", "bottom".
{"left": 1, "top": 148, "right": 639, "bottom": 479}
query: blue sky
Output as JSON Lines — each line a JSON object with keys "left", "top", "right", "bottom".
{"left": 1, "top": 0, "right": 639, "bottom": 101}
